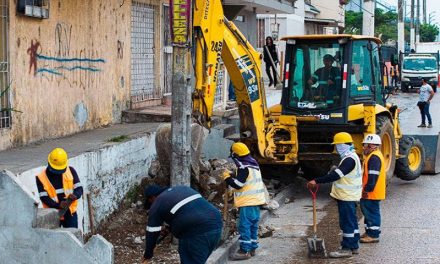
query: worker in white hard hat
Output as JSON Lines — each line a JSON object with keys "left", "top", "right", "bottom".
{"left": 360, "top": 134, "right": 386, "bottom": 243}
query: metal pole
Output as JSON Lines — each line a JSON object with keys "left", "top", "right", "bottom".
{"left": 423, "top": 0, "right": 427, "bottom": 24}
{"left": 170, "top": 0, "right": 193, "bottom": 186}
{"left": 362, "top": 0, "right": 375, "bottom": 36}
{"left": 410, "top": 0, "right": 415, "bottom": 50}
{"left": 416, "top": 0, "right": 420, "bottom": 44}
{"left": 398, "top": 0, "right": 405, "bottom": 54}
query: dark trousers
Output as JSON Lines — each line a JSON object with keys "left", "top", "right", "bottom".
{"left": 337, "top": 200, "right": 359, "bottom": 250}
{"left": 419, "top": 102, "right": 432, "bottom": 125}
{"left": 238, "top": 206, "right": 260, "bottom": 252}
{"left": 60, "top": 212, "right": 78, "bottom": 228}
{"left": 265, "top": 62, "right": 278, "bottom": 85}
{"left": 178, "top": 228, "right": 222, "bottom": 264}
{"left": 360, "top": 199, "right": 381, "bottom": 238}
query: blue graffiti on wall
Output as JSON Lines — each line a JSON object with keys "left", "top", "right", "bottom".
{"left": 36, "top": 54, "right": 106, "bottom": 76}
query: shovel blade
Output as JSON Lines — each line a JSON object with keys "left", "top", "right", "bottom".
{"left": 307, "top": 237, "right": 327, "bottom": 258}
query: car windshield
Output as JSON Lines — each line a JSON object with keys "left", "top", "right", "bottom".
{"left": 287, "top": 43, "right": 344, "bottom": 110}
{"left": 403, "top": 58, "right": 437, "bottom": 71}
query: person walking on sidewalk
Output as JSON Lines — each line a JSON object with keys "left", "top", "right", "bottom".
{"left": 417, "top": 78, "right": 435, "bottom": 128}
{"left": 223, "top": 142, "right": 266, "bottom": 260}
{"left": 307, "top": 132, "right": 362, "bottom": 258}
{"left": 263, "top": 36, "right": 279, "bottom": 87}
{"left": 142, "top": 185, "right": 222, "bottom": 264}
{"left": 360, "top": 134, "right": 386, "bottom": 243}
{"left": 36, "top": 148, "right": 83, "bottom": 228}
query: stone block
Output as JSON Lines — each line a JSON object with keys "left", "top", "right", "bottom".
{"left": 35, "top": 208, "right": 60, "bottom": 229}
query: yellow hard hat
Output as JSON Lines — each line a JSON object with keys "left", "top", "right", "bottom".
{"left": 48, "top": 148, "right": 68, "bottom": 170}
{"left": 332, "top": 132, "right": 353, "bottom": 145}
{"left": 231, "top": 142, "right": 250, "bottom": 157}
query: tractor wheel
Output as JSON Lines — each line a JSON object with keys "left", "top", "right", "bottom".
{"left": 395, "top": 137, "right": 424, "bottom": 181}
{"left": 301, "top": 161, "right": 333, "bottom": 181}
{"left": 376, "top": 116, "right": 396, "bottom": 182}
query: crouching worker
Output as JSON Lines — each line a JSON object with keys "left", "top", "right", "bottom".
{"left": 223, "top": 142, "right": 266, "bottom": 260}
{"left": 36, "top": 148, "right": 83, "bottom": 228}
{"left": 141, "top": 185, "right": 223, "bottom": 264}
{"left": 307, "top": 132, "right": 362, "bottom": 258}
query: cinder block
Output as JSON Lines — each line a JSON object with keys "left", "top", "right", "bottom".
{"left": 35, "top": 208, "right": 60, "bottom": 229}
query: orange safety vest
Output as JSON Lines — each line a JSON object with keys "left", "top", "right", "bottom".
{"left": 362, "top": 150, "right": 386, "bottom": 200}
{"left": 37, "top": 167, "right": 78, "bottom": 215}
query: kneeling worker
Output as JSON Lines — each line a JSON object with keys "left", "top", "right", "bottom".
{"left": 36, "top": 148, "right": 83, "bottom": 228}
{"left": 142, "top": 185, "right": 223, "bottom": 264}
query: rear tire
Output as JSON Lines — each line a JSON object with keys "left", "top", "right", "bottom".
{"left": 376, "top": 116, "right": 396, "bottom": 182}
{"left": 395, "top": 137, "right": 425, "bottom": 181}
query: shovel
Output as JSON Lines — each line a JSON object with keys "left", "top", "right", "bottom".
{"left": 307, "top": 184, "right": 327, "bottom": 258}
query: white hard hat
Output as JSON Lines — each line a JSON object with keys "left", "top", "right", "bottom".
{"left": 362, "top": 134, "right": 382, "bottom": 145}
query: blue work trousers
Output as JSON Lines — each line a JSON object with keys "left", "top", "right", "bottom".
{"left": 60, "top": 212, "right": 78, "bottom": 228}
{"left": 360, "top": 199, "right": 381, "bottom": 238}
{"left": 337, "top": 200, "right": 359, "bottom": 250}
{"left": 178, "top": 228, "right": 222, "bottom": 264}
{"left": 419, "top": 102, "right": 432, "bottom": 125}
{"left": 238, "top": 206, "right": 260, "bottom": 252}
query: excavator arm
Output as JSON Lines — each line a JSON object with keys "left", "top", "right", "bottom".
{"left": 192, "top": 0, "right": 270, "bottom": 158}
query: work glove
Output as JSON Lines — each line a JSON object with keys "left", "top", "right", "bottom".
{"left": 222, "top": 169, "right": 232, "bottom": 181}
{"left": 59, "top": 201, "right": 69, "bottom": 209}
{"left": 307, "top": 180, "right": 317, "bottom": 189}
{"left": 69, "top": 194, "right": 78, "bottom": 201}
{"left": 362, "top": 191, "right": 369, "bottom": 199}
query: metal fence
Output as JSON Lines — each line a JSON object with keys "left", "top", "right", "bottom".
{"left": 131, "top": 1, "right": 157, "bottom": 103}
{"left": 0, "top": 0, "right": 10, "bottom": 129}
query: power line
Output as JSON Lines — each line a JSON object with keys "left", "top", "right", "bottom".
{"left": 349, "top": 0, "right": 375, "bottom": 16}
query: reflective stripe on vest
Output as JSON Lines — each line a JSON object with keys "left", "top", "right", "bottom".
{"left": 362, "top": 150, "right": 386, "bottom": 200}
{"left": 37, "top": 168, "right": 78, "bottom": 215}
{"left": 233, "top": 167, "right": 266, "bottom": 207}
{"left": 330, "top": 153, "right": 362, "bottom": 201}
{"left": 170, "top": 194, "right": 202, "bottom": 214}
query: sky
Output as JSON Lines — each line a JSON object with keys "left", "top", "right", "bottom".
{"left": 388, "top": 0, "right": 440, "bottom": 27}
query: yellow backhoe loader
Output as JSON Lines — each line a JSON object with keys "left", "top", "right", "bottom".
{"left": 186, "top": 0, "right": 424, "bottom": 181}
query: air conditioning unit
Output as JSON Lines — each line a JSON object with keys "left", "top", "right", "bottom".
{"left": 17, "top": 0, "right": 50, "bottom": 19}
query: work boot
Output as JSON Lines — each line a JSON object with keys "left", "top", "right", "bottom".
{"left": 328, "top": 248, "right": 353, "bottom": 258}
{"left": 360, "top": 235, "right": 379, "bottom": 243}
{"left": 351, "top": 248, "right": 359, "bottom": 255}
{"left": 418, "top": 124, "right": 426, "bottom": 127}
{"left": 360, "top": 233, "right": 368, "bottom": 238}
{"left": 231, "top": 249, "right": 251, "bottom": 260}
{"left": 250, "top": 249, "right": 256, "bottom": 257}
{"left": 428, "top": 124, "right": 433, "bottom": 128}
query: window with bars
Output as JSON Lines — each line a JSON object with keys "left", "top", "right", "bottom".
{"left": 0, "top": 0, "right": 10, "bottom": 129}
{"left": 17, "top": 0, "right": 49, "bottom": 19}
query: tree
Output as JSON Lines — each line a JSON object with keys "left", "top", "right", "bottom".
{"left": 344, "top": 9, "right": 398, "bottom": 42}
{"left": 420, "top": 23, "right": 439, "bottom": 42}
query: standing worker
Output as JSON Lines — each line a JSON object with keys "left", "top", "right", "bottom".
{"left": 223, "top": 142, "right": 266, "bottom": 260}
{"left": 307, "top": 132, "right": 362, "bottom": 258}
{"left": 263, "top": 36, "right": 279, "bottom": 87}
{"left": 360, "top": 134, "right": 386, "bottom": 243}
{"left": 141, "top": 185, "right": 222, "bottom": 264}
{"left": 390, "top": 66, "right": 398, "bottom": 88}
{"left": 36, "top": 148, "right": 83, "bottom": 228}
{"left": 417, "top": 78, "right": 435, "bottom": 128}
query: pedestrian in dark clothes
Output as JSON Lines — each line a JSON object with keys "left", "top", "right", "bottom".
{"left": 263, "top": 36, "right": 279, "bottom": 87}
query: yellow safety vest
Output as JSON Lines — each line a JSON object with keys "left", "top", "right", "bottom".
{"left": 330, "top": 153, "right": 362, "bottom": 201}
{"left": 37, "top": 167, "right": 78, "bottom": 215}
{"left": 362, "top": 150, "right": 386, "bottom": 200}
{"left": 233, "top": 167, "right": 266, "bottom": 207}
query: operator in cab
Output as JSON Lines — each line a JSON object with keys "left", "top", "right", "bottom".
{"left": 307, "top": 54, "right": 341, "bottom": 101}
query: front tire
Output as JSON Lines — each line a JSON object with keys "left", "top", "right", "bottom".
{"left": 395, "top": 137, "right": 425, "bottom": 181}
{"left": 376, "top": 116, "right": 396, "bottom": 182}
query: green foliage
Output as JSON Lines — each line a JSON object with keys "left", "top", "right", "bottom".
{"left": 108, "top": 135, "right": 129, "bottom": 142}
{"left": 126, "top": 184, "right": 141, "bottom": 204}
{"left": 420, "top": 23, "right": 440, "bottom": 42}
{"left": 0, "top": 82, "right": 21, "bottom": 113}
{"left": 344, "top": 9, "right": 398, "bottom": 42}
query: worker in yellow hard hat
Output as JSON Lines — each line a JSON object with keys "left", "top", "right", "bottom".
{"left": 35, "top": 148, "right": 83, "bottom": 228}
{"left": 223, "top": 142, "right": 266, "bottom": 260}
{"left": 307, "top": 132, "right": 362, "bottom": 258}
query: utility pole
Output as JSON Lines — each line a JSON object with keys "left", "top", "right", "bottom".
{"left": 423, "top": 0, "right": 427, "bottom": 24}
{"left": 362, "top": 0, "right": 375, "bottom": 36}
{"left": 410, "top": 0, "right": 415, "bottom": 50}
{"left": 398, "top": 0, "right": 405, "bottom": 54}
{"left": 170, "top": 0, "right": 192, "bottom": 186}
{"left": 416, "top": 0, "right": 420, "bottom": 44}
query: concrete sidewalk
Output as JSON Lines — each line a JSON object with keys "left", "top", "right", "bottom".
{"left": 0, "top": 122, "right": 162, "bottom": 174}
